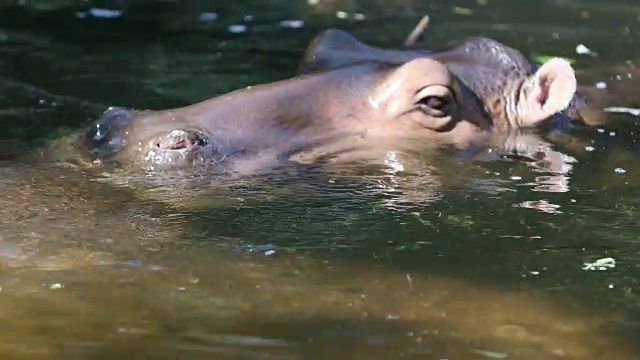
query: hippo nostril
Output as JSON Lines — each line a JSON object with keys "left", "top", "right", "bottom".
{"left": 155, "top": 130, "right": 209, "bottom": 151}
{"left": 187, "top": 131, "right": 208, "bottom": 147}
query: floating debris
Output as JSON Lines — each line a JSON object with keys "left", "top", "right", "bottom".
{"left": 585, "top": 146, "right": 595, "bottom": 152}
{"left": 198, "top": 12, "right": 218, "bottom": 22}
{"left": 279, "top": 20, "right": 304, "bottom": 29}
{"left": 228, "top": 25, "right": 247, "bottom": 34}
{"left": 246, "top": 243, "right": 279, "bottom": 256}
{"left": 604, "top": 106, "right": 640, "bottom": 116}
{"left": 333, "top": 11, "right": 366, "bottom": 21}
{"left": 181, "top": 333, "right": 290, "bottom": 347}
{"left": 595, "top": 81, "right": 607, "bottom": 89}
{"left": 575, "top": 44, "right": 598, "bottom": 57}
{"left": 614, "top": 167, "right": 627, "bottom": 174}
{"left": 124, "top": 259, "right": 165, "bottom": 271}
{"left": 471, "top": 348, "right": 509, "bottom": 359}
{"left": 49, "top": 283, "right": 64, "bottom": 290}
{"left": 582, "top": 257, "right": 616, "bottom": 271}
{"left": 451, "top": 7, "right": 473, "bottom": 15}
{"left": 83, "top": 8, "right": 123, "bottom": 19}
{"left": 510, "top": 176, "right": 522, "bottom": 181}
{"left": 405, "top": 273, "right": 413, "bottom": 290}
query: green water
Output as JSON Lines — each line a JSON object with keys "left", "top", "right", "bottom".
{"left": 0, "top": 0, "right": 639, "bottom": 359}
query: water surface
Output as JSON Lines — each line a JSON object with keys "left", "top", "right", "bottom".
{"left": 0, "top": 0, "right": 639, "bottom": 359}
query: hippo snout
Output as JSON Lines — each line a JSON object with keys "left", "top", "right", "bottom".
{"left": 77, "top": 107, "right": 231, "bottom": 173}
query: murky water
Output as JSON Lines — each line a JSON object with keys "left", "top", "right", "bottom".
{"left": 1, "top": 0, "right": 640, "bottom": 359}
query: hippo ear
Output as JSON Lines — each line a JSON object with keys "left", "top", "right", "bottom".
{"left": 519, "top": 58, "right": 577, "bottom": 126}
{"left": 298, "top": 29, "right": 373, "bottom": 73}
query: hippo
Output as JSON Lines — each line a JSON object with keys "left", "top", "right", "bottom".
{"left": 298, "top": 16, "right": 600, "bottom": 127}
{"left": 72, "top": 50, "right": 577, "bottom": 178}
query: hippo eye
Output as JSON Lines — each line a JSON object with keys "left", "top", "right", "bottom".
{"left": 417, "top": 95, "right": 451, "bottom": 117}
{"left": 415, "top": 85, "right": 455, "bottom": 120}
{"left": 421, "top": 96, "right": 449, "bottom": 111}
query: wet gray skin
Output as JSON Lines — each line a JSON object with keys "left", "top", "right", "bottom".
{"left": 298, "top": 24, "right": 595, "bottom": 128}
{"left": 76, "top": 54, "right": 577, "bottom": 177}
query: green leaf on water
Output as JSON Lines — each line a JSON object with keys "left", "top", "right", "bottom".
{"left": 532, "top": 55, "right": 576, "bottom": 65}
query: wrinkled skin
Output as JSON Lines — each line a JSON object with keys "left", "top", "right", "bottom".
{"left": 298, "top": 19, "right": 599, "bottom": 128}
{"left": 75, "top": 53, "right": 577, "bottom": 177}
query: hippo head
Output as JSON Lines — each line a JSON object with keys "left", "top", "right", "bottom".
{"left": 76, "top": 106, "right": 232, "bottom": 175}
{"left": 299, "top": 30, "right": 580, "bottom": 129}
{"left": 75, "top": 53, "right": 578, "bottom": 178}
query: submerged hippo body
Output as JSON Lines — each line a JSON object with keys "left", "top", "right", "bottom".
{"left": 299, "top": 27, "right": 592, "bottom": 127}
{"left": 77, "top": 53, "right": 576, "bottom": 177}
